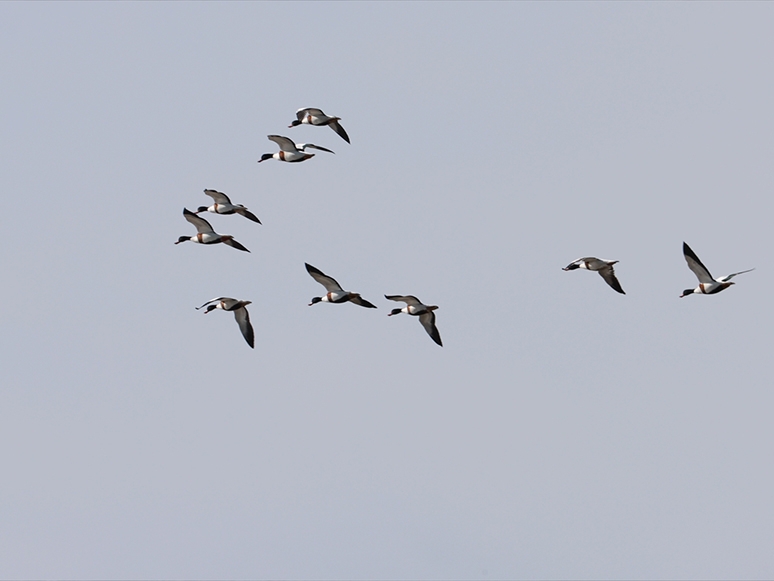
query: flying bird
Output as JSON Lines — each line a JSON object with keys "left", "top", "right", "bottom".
{"left": 305, "top": 263, "right": 377, "bottom": 308}
{"left": 196, "top": 297, "right": 254, "bottom": 348}
{"left": 196, "top": 189, "right": 261, "bottom": 224}
{"left": 680, "top": 242, "right": 754, "bottom": 298}
{"left": 174, "top": 208, "right": 250, "bottom": 252}
{"left": 289, "top": 107, "right": 350, "bottom": 143}
{"left": 257, "top": 135, "right": 334, "bottom": 163}
{"left": 385, "top": 295, "right": 442, "bottom": 346}
{"left": 562, "top": 257, "right": 625, "bottom": 294}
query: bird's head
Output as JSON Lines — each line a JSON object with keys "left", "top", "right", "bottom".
{"left": 563, "top": 263, "right": 579, "bottom": 271}
{"left": 175, "top": 236, "right": 189, "bottom": 244}
{"left": 309, "top": 296, "right": 322, "bottom": 306}
{"left": 258, "top": 153, "right": 274, "bottom": 163}
{"left": 196, "top": 206, "right": 208, "bottom": 213}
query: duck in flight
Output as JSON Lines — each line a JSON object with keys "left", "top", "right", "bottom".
{"left": 257, "top": 135, "right": 334, "bottom": 163}
{"left": 289, "top": 107, "right": 350, "bottom": 144}
{"left": 196, "top": 189, "right": 261, "bottom": 224}
{"left": 196, "top": 297, "right": 254, "bottom": 348}
{"left": 680, "top": 242, "right": 754, "bottom": 298}
{"left": 175, "top": 208, "right": 250, "bottom": 252}
{"left": 385, "top": 295, "right": 442, "bottom": 346}
{"left": 562, "top": 257, "right": 625, "bottom": 294}
{"left": 305, "top": 263, "right": 377, "bottom": 308}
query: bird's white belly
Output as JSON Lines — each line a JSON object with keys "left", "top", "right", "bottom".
{"left": 700, "top": 282, "right": 723, "bottom": 294}
{"left": 281, "top": 151, "right": 307, "bottom": 162}
{"left": 325, "top": 291, "right": 348, "bottom": 302}
{"left": 197, "top": 232, "right": 220, "bottom": 243}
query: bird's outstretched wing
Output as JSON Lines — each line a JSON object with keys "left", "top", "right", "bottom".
{"left": 237, "top": 208, "right": 262, "bottom": 224}
{"left": 329, "top": 120, "right": 350, "bottom": 144}
{"left": 718, "top": 268, "right": 755, "bottom": 282}
{"left": 562, "top": 258, "right": 585, "bottom": 270}
{"left": 298, "top": 143, "right": 335, "bottom": 154}
{"left": 183, "top": 208, "right": 215, "bottom": 233}
{"left": 683, "top": 242, "right": 714, "bottom": 283}
{"left": 196, "top": 297, "right": 229, "bottom": 310}
{"left": 204, "top": 189, "right": 231, "bottom": 204}
{"left": 385, "top": 295, "right": 424, "bottom": 307}
{"left": 268, "top": 135, "right": 300, "bottom": 152}
{"left": 350, "top": 295, "right": 377, "bottom": 309}
{"left": 419, "top": 311, "right": 443, "bottom": 346}
{"left": 305, "top": 263, "right": 343, "bottom": 292}
{"left": 296, "top": 107, "right": 324, "bottom": 120}
{"left": 233, "top": 306, "right": 255, "bottom": 348}
{"left": 598, "top": 266, "right": 625, "bottom": 294}
{"left": 224, "top": 238, "right": 250, "bottom": 252}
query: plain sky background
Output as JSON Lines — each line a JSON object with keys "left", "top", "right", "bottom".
{"left": 2, "top": 2, "right": 773, "bottom": 579}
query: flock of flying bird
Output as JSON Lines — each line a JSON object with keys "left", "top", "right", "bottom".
{"left": 175, "top": 107, "right": 443, "bottom": 348}
{"left": 562, "top": 242, "right": 754, "bottom": 298}
{"left": 175, "top": 107, "right": 756, "bottom": 349}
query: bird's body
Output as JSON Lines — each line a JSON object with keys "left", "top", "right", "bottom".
{"left": 680, "top": 242, "right": 753, "bottom": 298}
{"left": 196, "top": 297, "right": 254, "bottom": 348}
{"left": 196, "top": 189, "right": 261, "bottom": 224}
{"left": 290, "top": 107, "right": 350, "bottom": 143}
{"left": 385, "top": 295, "right": 442, "bottom": 346}
{"left": 562, "top": 257, "right": 625, "bottom": 294}
{"left": 305, "top": 263, "right": 377, "bottom": 308}
{"left": 175, "top": 208, "right": 250, "bottom": 252}
{"left": 258, "top": 135, "right": 334, "bottom": 163}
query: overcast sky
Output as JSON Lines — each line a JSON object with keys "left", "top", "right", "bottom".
{"left": 2, "top": 2, "right": 773, "bottom": 579}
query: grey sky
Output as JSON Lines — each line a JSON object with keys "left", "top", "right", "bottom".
{"left": 1, "top": 2, "right": 773, "bottom": 579}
